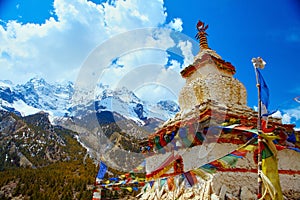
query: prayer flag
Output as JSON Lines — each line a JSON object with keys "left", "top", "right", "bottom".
{"left": 109, "top": 177, "right": 119, "bottom": 182}
{"left": 256, "top": 68, "right": 269, "bottom": 110}
{"left": 219, "top": 155, "right": 239, "bottom": 167}
{"left": 160, "top": 178, "right": 167, "bottom": 188}
{"left": 192, "top": 168, "right": 210, "bottom": 181}
{"left": 260, "top": 134, "right": 283, "bottom": 200}
{"left": 126, "top": 187, "right": 133, "bottom": 192}
{"left": 183, "top": 171, "right": 198, "bottom": 187}
{"left": 167, "top": 176, "right": 175, "bottom": 191}
{"left": 149, "top": 181, "right": 154, "bottom": 188}
{"left": 96, "top": 161, "right": 107, "bottom": 180}
{"left": 256, "top": 68, "right": 276, "bottom": 116}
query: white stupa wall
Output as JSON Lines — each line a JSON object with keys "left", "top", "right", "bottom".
{"left": 178, "top": 62, "right": 248, "bottom": 112}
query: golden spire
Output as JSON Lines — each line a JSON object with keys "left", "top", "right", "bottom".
{"left": 195, "top": 20, "right": 210, "bottom": 50}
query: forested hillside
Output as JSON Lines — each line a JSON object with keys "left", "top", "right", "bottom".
{"left": 0, "top": 110, "right": 97, "bottom": 199}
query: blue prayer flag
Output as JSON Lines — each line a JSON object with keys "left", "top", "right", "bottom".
{"left": 287, "top": 132, "right": 297, "bottom": 143}
{"left": 288, "top": 147, "right": 300, "bottom": 153}
{"left": 109, "top": 177, "right": 119, "bottom": 182}
{"left": 97, "top": 161, "right": 107, "bottom": 180}
{"left": 149, "top": 181, "right": 154, "bottom": 188}
{"left": 256, "top": 68, "right": 277, "bottom": 116}
{"left": 256, "top": 68, "right": 269, "bottom": 110}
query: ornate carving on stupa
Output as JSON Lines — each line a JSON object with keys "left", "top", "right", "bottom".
{"left": 178, "top": 20, "right": 248, "bottom": 112}
{"left": 195, "top": 20, "right": 210, "bottom": 50}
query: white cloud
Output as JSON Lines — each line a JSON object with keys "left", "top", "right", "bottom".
{"left": 272, "top": 108, "right": 300, "bottom": 128}
{"left": 0, "top": 0, "right": 197, "bottom": 105}
{"left": 253, "top": 105, "right": 258, "bottom": 111}
{"left": 168, "top": 59, "right": 181, "bottom": 71}
{"left": 98, "top": 49, "right": 185, "bottom": 103}
{"left": 282, "top": 113, "right": 292, "bottom": 124}
{"left": 102, "top": 0, "right": 166, "bottom": 33}
{"left": 272, "top": 110, "right": 291, "bottom": 124}
{"left": 167, "top": 18, "right": 183, "bottom": 32}
{"left": 177, "top": 40, "right": 194, "bottom": 68}
{"left": 0, "top": 0, "right": 173, "bottom": 84}
{"left": 283, "top": 106, "right": 300, "bottom": 120}
{"left": 272, "top": 110, "right": 282, "bottom": 119}
{"left": 135, "top": 84, "right": 179, "bottom": 103}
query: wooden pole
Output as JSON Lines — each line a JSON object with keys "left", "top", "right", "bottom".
{"left": 252, "top": 57, "right": 264, "bottom": 199}
{"left": 256, "top": 73, "right": 263, "bottom": 199}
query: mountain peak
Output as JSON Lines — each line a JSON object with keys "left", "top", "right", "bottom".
{"left": 26, "top": 77, "right": 49, "bottom": 88}
{"left": 1, "top": 77, "right": 180, "bottom": 123}
{"left": 28, "top": 76, "right": 46, "bottom": 84}
{"left": 0, "top": 80, "right": 14, "bottom": 89}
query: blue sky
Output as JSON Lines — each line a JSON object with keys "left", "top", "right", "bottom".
{"left": 0, "top": 0, "right": 299, "bottom": 127}
{"left": 0, "top": 0, "right": 56, "bottom": 24}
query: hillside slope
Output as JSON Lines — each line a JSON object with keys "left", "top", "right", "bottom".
{"left": 0, "top": 110, "right": 97, "bottom": 199}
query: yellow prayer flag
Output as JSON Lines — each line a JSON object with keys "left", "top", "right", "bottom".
{"left": 192, "top": 168, "right": 211, "bottom": 181}
{"left": 243, "top": 144, "right": 256, "bottom": 152}
{"left": 260, "top": 134, "right": 283, "bottom": 200}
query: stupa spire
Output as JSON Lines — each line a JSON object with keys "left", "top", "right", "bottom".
{"left": 195, "top": 20, "right": 210, "bottom": 50}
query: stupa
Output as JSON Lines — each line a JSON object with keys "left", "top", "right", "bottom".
{"left": 139, "top": 21, "right": 300, "bottom": 200}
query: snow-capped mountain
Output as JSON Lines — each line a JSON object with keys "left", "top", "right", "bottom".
{"left": 92, "top": 86, "right": 180, "bottom": 122}
{"left": 0, "top": 78, "right": 180, "bottom": 172}
{"left": 0, "top": 78, "right": 180, "bottom": 123}
{"left": 0, "top": 77, "right": 73, "bottom": 117}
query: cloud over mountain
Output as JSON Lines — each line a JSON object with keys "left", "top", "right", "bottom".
{"left": 0, "top": 0, "right": 184, "bottom": 84}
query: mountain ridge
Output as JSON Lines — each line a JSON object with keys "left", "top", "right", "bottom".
{"left": 0, "top": 77, "right": 179, "bottom": 123}
{"left": 0, "top": 77, "right": 180, "bottom": 172}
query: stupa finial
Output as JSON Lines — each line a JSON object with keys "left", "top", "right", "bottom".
{"left": 195, "top": 20, "right": 210, "bottom": 50}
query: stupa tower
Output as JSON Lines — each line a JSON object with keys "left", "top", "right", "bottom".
{"left": 139, "top": 21, "right": 299, "bottom": 200}
{"left": 178, "top": 20, "right": 248, "bottom": 113}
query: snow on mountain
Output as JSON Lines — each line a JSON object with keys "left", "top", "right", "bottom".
{"left": 94, "top": 87, "right": 143, "bottom": 120}
{"left": 149, "top": 100, "right": 180, "bottom": 119}
{"left": 14, "top": 77, "right": 74, "bottom": 116}
{"left": 93, "top": 86, "right": 179, "bottom": 122}
{"left": 0, "top": 78, "right": 73, "bottom": 117}
{"left": 0, "top": 78, "right": 180, "bottom": 123}
{"left": 0, "top": 80, "right": 14, "bottom": 89}
{"left": 12, "top": 100, "right": 41, "bottom": 116}
{"left": 0, "top": 80, "right": 23, "bottom": 115}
